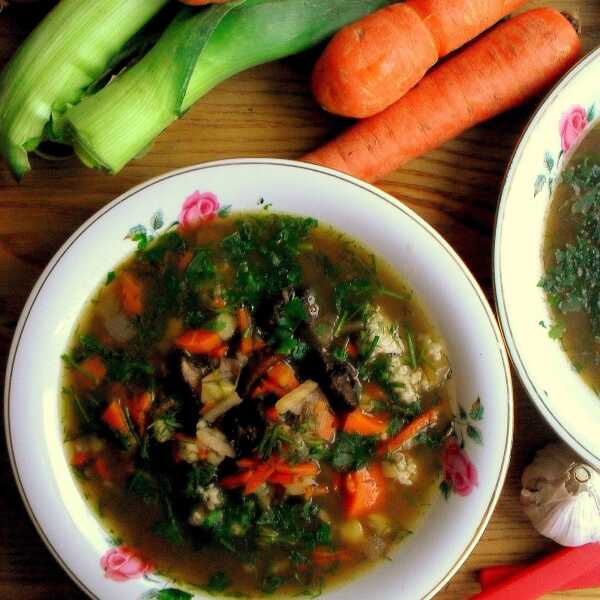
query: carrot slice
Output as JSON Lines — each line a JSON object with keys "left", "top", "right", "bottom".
{"left": 343, "top": 464, "right": 386, "bottom": 518}
{"left": 343, "top": 409, "right": 388, "bottom": 436}
{"left": 175, "top": 329, "right": 223, "bottom": 354}
{"left": 71, "top": 451, "right": 92, "bottom": 468}
{"left": 380, "top": 407, "right": 439, "bottom": 454}
{"left": 101, "top": 400, "right": 129, "bottom": 436}
{"left": 220, "top": 471, "right": 253, "bottom": 489}
{"left": 265, "top": 406, "right": 281, "bottom": 422}
{"left": 237, "top": 457, "right": 260, "bottom": 469}
{"left": 244, "top": 462, "right": 277, "bottom": 495}
{"left": 276, "top": 462, "right": 319, "bottom": 476}
{"left": 94, "top": 456, "right": 111, "bottom": 481}
{"left": 240, "top": 336, "right": 254, "bottom": 355}
{"left": 312, "top": 548, "right": 354, "bottom": 567}
{"left": 127, "top": 391, "right": 153, "bottom": 435}
{"left": 209, "top": 344, "right": 227, "bottom": 359}
{"left": 237, "top": 307, "right": 251, "bottom": 333}
{"left": 268, "top": 471, "right": 295, "bottom": 485}
{"left": 362, "top": 382, "right": 387, "bottom": 401}
{"left": 119, "top": 271, "right": 144, "bottom": 317}
{"left": 73, "top": 355, "right": 107, "bottom": 391}
{"left": 267, "top": 362, "right": 300, "bottom": 391}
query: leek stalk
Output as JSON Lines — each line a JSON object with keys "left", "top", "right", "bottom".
{"left": 64, "top": 0, "right": 392, "bottom": 174}
{"left": 0, "top": 0, "right": 169, "bottom": 179}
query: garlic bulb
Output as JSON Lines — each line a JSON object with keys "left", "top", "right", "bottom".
{"left": 521, "top": 443, "right": 600, "bottom": 547}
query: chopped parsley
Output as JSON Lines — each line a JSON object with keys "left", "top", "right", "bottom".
{"left": 326, "top": 432, "right": 377, "bottom": 472}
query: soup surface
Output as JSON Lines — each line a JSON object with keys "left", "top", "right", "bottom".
{"left": 541, "top": 125, "right": 600, "bottom": 392}
{"left": 62, "top": 211, "right": 454, "bottom": 597}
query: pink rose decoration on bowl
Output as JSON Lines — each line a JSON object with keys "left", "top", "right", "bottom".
{"left": 559, "top": 105, "right": 588, "bottom": 153}
{"left": 442, "top": 437, "right": 478, "bottom": 497}
{"left": 100, "top": 545, "right": 153, "bottom": 582}
{"left": 179, "top": 191, "right": 219, "bottom": 230}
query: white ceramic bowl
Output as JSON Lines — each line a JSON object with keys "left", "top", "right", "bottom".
{"left": 495, "top": 48, "right": 600, "bottom": 469}
{"left": 5, "top": 159, "right": 512, "bottom": 599}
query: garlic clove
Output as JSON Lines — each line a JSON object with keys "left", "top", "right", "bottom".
{"left": 521, "top": 442, "right": 600, "bottom": 547}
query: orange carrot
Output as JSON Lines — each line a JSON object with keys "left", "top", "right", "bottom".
{"left": 209, "top": 344, "right": 227, "bottom": 359}
{"left": 237, "top": 307, "right": 251, "bottom": 333}
{"left": 175, "top": 329, "right": 223, "bottom": 354}
{"left": 276, "top": 462, "right": 319, "bottom": 476}
{"left": 127, "top": 391, "right": 153, "bottom": 435}
{"left": 268, "top": 471, "right": 295, "bottom": 485}
{"left": 304, "top": 8, "right": 581, "bottom": 183}
{"left": 220, "top": 470, "right": 253, "bottom": 489}
{"left": 267, "top": 361, "right": 300, "bottom": 391}
{"left": 251, "top": 379, "right": 287, "bottom": 399}
{"left": 343, "top": 464, "right": 386, "bottom": 518}
{"left": 240, "top": 337, "right": 265, "bottom": 355}
{"left": 101, "top": 400, "right": 129, "bottom": 436}
{"left": 94, "top": 456, "right": 111, "bottom": 481}
{"left": 312, "top": 0, "right": 528, "bottom": 118}
{"left": 119, "top": 271, "right": 144, "bottom": 317}
{"left": 237, "top": 457, "right": 260, "bottom": 469}
{"left": 71, "top": 451, "right": 92, "bottom": 468}
{"left": 346, "top": 341, "right": 358, "bottom": 359}
{"left": 73, "top": 355, "right": 106, "bottom": 391}
{"left": 379, "top": 407, "right": 439, "bottom": 455}
{"left": 343, "top": 409, "right": 388, "bottom": 436}
{"left": 362, "top": 382, "right": 387, "bottom": 402}
{"left": 264, "top": 405, "right": 281, "bottom": 422}
{"left": 305, "top": 484, "right": 329, "bottom": 499}
{"left": 244, "top": 462, "right": 277, "bottom": 495}
{"left": 312, "top": 548, "right": 354, "bottom": 567}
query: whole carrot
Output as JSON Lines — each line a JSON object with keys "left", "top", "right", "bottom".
{"left": 312, "top": 0, "right": 528, "bottom": 118}
{"left": 303, "top": 8, "right": 580, "bottom": 183}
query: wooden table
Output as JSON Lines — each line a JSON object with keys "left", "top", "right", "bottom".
{"left": 1, "top": 2, "right": 599, "bottom": 598}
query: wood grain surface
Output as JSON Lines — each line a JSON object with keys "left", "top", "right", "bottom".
{"left": 1, "top": 2, "right": 600, "bottom": 598}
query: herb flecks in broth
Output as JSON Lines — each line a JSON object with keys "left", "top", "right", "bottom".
{"left": 61, "top": 212, "right": 453, "bottom": 597}
{"left": 542, "top": 144, "right": 600, "bottom": 388}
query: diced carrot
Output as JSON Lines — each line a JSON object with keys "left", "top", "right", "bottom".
{"left": 73, "top": 355, "right": 107, "bottom": 391}
{"left": 276, "top": 462, "right": 319, "bottom": 476}
{"left": 343, "top": 409, "right": 389, "bottom": 436}
{"left": 379, "top": 407, "right": 439, "bottom": 455}
{"left": 127, "top": 391, "right": 153, "bottom": 435}
{"left": 240, "top": 336, "right": 254, "bottom": 355}
{"left": 251, "top": 379, "right": 287, "bottom": 399}
{"left": 237, "top": 307, "right": 251, "bottom": 333}
{"left": 305, "top": 484, "right": 329, "bottom": 499}
{"left": 267, "top": 362, "right": 300, "bottom": 391}
{"left": 343, "top": 464, "right": 386, "bottom": 518}
{"left": 312, "top": 548, "right": 354, "bottom": 567}
{"left": 94, "top": 456, "right": 111, "bottom": 481}
{"left": 119, "top": 271, "right": 144, "bottom": 317}
{"left": 314, "top": 397, "right": 337, "bottom": 442}
{"left": 237, "top": 457, "right": 260, "bottom": 469}
{"left": 244, "top": 462, "right": 277, "bottom": 495}
{"left": 346, "top": 341, "right": 358, "bottom": 358}
{"left": 268, "top": 471, "right": 295, "bottom": 485}
{"left": 209, "top": 344, "right": 227, "bottom": 359}
{"left": 175, "top": 329, "right": 223, "bottom": 354}
{"left": 71, "top": 451, "right": 92, "bottom": 468}
{"left": 220, "top": 471, "right": 253, "bottom": 489}
{"left": 265, "top": 405, "right": 281, "bottom": 422}
{"left": 101, "top": 400, "right": 129, "bottom": 436}
{"left": 178, "top": 250, "right": 193, "bottom": 270}
{"left": 362, "top": 382, "right": 387, "bottom": 402}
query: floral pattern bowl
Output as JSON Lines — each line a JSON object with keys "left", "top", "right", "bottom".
{"left": 495, "top": 47, "right": 600, "bottom": 468}
{"left": 5, "top": 159, "right": 512, "bottom": 599}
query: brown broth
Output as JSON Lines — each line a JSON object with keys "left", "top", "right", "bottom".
{"left": 543, "top": 126, "right": 600, "bottom": 392}
{"left": 61, "top": 213, "right": 453, "bottom": 597}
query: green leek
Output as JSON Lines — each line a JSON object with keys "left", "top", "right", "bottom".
{"left": 0, "top": 0, "right": 169, "bottom": 179}
{"left": 63, "top": 0, "right": 392, "bottom": 174}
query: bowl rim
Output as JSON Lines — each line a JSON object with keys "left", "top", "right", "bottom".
{"left": 493, "top": 46, "right": 600, "bottom": 468}
{"left": 5, "top": 158, "right": 513, "bottom": 600}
